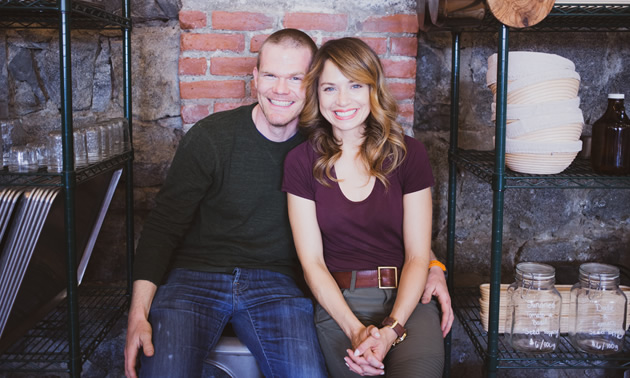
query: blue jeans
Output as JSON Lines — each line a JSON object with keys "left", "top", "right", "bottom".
{"left": 139, "top": 268, "right": 327, "bottom": 378}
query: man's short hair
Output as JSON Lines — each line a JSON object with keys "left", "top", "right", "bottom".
{"left": 257, "top": 28, "right": 317, "bottom": 69}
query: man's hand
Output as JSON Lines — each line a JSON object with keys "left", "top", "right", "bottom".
{"left": 422, "top": 266, "right": 454, "bottom": 337}
{"left": 124, "top": 280, "right": 158, "bottom": 378}
{"left": 124, "top": 314, "right": 154, "bottom": 378}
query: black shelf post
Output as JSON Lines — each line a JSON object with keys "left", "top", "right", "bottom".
{"left": 486, "top": 24, "right": 509, "bottom": 378}
{"left": 58, "top": 0, "right": 81, "bottom": 376}
{"left": 444, "top": 29, "right": 461, "bottom": 378}
{"left": 123, "top": 0, "right": 134, "bottom": 296}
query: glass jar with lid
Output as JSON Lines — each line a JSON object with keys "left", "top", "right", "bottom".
{"left": 569, "top": 263, "right": 627, "bottom": 354}
{"left": 505, "top": 262, "right": 562, "bottom": 353}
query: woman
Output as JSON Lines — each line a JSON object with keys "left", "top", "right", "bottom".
{"left": 282, "top": 37, "right": 444, "bottom": 377}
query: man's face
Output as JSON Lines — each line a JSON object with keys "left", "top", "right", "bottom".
{"left": 253, "top": 43, "right": 312, "bottom": 128}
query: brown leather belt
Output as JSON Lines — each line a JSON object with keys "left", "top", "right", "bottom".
{"left": 331, "top": 267, "right": 399, "bottom": 289}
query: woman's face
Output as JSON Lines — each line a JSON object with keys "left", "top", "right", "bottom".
{"left": 317, "top": 60, "right": 371, "bottom": 138}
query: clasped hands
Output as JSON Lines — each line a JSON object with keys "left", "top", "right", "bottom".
{"left": 344, "top": 324, "right": 395, "bottom": 376}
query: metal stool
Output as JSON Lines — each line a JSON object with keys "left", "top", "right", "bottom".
{"left": 204, "top": 328, "right": 263, "bottom": 378}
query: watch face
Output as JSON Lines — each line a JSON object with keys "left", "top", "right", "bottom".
{"left": 392, "top": 332, "right": 407, "bottom": 346}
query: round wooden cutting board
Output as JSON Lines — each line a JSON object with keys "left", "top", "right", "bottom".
{"left": 487, "top": 0, "right": 555, "bottom": 28}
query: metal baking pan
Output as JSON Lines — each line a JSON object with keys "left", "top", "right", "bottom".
{"left": 0, "top": 168, "right": 122, "bottom": 351}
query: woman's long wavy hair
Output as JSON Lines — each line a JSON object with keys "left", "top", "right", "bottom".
{"left": 300, "top": 37, "right": 407, "bottom": 188}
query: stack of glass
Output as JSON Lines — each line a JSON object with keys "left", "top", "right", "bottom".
{"left": 1, "top": 118, "right": 130, "bottom": 173}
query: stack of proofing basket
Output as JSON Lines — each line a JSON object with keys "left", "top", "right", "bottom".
{"left": 487, "top": 52, "right": 584, "bottom": 174}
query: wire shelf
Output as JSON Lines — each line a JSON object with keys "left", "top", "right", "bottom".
{"left": 0, "top": 0, "right": 131, "bottom": 30}
{"left": 451, "top": 149, "right": 630, "bottom": 189}
{"left": 0, "top": 285, "right": 128, "bottom": 372}
{"left": 0, "top": 151, "right": 133, "bottom": 187}
{"left": 453, "top": 287, "right": 630, "bottom": 369}
{"left": 455, "top": 4, "right": 630, "bottom": 32}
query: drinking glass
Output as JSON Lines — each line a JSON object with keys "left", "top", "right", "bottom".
{"left": 47, "top": 131, "right": 63, "bottom": 172}
{"left": 84, "top": 125, "right": 102, "bottom": 163}
{"left": 26, "top": 142, "right": 48, "bottom": 169}
{"left": 99, "top": 121, "right": 112, "bottom": 159}
{"left": 74, "top": 128, "right": 88, "bottom": 168}
{"left": 8, "top": 145, "right": 37, "bottom": 172}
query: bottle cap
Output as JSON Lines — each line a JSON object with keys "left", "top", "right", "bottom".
{"left": 608, "top": 93, "right": 625, "bottom": 99}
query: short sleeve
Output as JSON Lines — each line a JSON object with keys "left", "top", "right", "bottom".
{"left": 282, "top": 141, "right": 316, "bottom": 200}
{"left": 399, "top": 136, "right": 434, "bottom": 194}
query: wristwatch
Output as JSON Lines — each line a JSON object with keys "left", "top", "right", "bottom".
{"left": 381, "top": 316, "right": 407, "bottom": 346}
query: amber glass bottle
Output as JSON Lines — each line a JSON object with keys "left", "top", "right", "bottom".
{"left": 591, "top": 93, "right": 630, "bottom": 175}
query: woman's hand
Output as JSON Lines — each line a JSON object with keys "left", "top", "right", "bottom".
{"left": 343, "top": 325, "right": 398, "bottom": 376}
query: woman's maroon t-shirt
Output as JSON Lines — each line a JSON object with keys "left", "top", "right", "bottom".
{"left": 282, "top": 135, "right": 434, "bottom": 272}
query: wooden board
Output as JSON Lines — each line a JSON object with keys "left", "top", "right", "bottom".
{"left": 487, "top": 0, "right": 555, "bottom": 28}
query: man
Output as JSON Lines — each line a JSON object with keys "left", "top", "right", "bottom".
{"left": 124, "top": 28, "right": 453, "bottom": 378}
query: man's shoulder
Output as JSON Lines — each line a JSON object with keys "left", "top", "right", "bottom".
{"left": 189, "top": 103, "right": 255, "bottom": 136}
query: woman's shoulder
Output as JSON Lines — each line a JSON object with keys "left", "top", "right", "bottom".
{"left": 398, "top": 135, "right": 433, "bottom": 189}
{"left": 402, "top": 135, "right": 430, "bottom": 162}
{"left": 403, "top": 135, "right": 426, "bottom": 150}
{"left": 287, "top": 139, "right": 317, "bottom": 160}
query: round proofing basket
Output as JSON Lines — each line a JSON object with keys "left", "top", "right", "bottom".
{"left": 491, "top": 97, "right": 581, "bottom": 121}
{"left": 503, "top": 139, "right": 582, "bottom": 174}
{"left": 505, "top": 111, "right": 584, "bottom": 139}
{"left": 488, "top": 70, "right": 581, "bottom": 94}
{"left": 505, "top": 138, "right": 582, "bottom": 154}
{"left": 511, "top": 123, "right": 584, "bottom": 141}
{"left": 492, "top": 79, "right": 581, "bottom": 105}
{"left": 487, "top": 51, "right": 576, "bottom": 85}
{"left": 506, "top": 152, "right": 580, "bottom": 174}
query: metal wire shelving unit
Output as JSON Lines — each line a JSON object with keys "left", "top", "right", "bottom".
{"left": 440, "top": 3, "right": 630, "bottom": 377}
{"left": 0, "top": 1, "right": 133, "bottom": 376}
{"left": 453, "top": 287, "right": 630, "bottom": 370}
{"left": 0, "top": 152, "right": 133, "bottom": 187}
{"left": 0, "top": 286, "right": 128, "bottom": 373}
{"left": 0, "top": 0, "right": 131, "bottom": 29}
{"left": 452, "top": 150, "right": 630, "bottom": 189}
{"left": 471, "top": 4, "right": 630, "bottom": 32}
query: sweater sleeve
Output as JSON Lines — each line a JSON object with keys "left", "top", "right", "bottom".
{"left": 132, "top": 123, "right": 217, "bottom": 285}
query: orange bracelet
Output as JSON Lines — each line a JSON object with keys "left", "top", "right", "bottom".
{"left": 428, "top": 260, "right": 446, "bottom": 272}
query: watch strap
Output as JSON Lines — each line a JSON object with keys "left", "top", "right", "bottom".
{"left": 381, "top": 316, "right": 406, "bottom": 339}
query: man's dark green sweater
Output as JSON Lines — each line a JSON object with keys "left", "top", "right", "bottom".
{"left": 133, "top": 104, "right": 305, "bottom": 285}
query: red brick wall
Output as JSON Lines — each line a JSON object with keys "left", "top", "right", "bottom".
{"left": 178, "top": 11, "right": 418, "bottom": 130}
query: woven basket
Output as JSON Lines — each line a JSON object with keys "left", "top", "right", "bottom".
{"left": 491, "top": 97, "right": 581, "bottom": 121}
{"left": 505, "top": 111, "right": 584, "bottom": 141}
{"left": 502, "top": 139, "right": 582, "bottom": 174}
{"left": 490, "top": 78, "right": 581, "bottom": 104}
{"left": 487, "top": 51, "right": 576, "bottom": 85}
{"left": 510, "top": 124, "right": 583, "bottom": 142}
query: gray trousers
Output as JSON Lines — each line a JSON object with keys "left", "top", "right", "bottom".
{"left": 315, "top": 287, "right": 444, "bottom": 378}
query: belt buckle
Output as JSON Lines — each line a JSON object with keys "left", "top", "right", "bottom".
{"left": 377, "top": 266, "right": 398, "bottom": 289}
